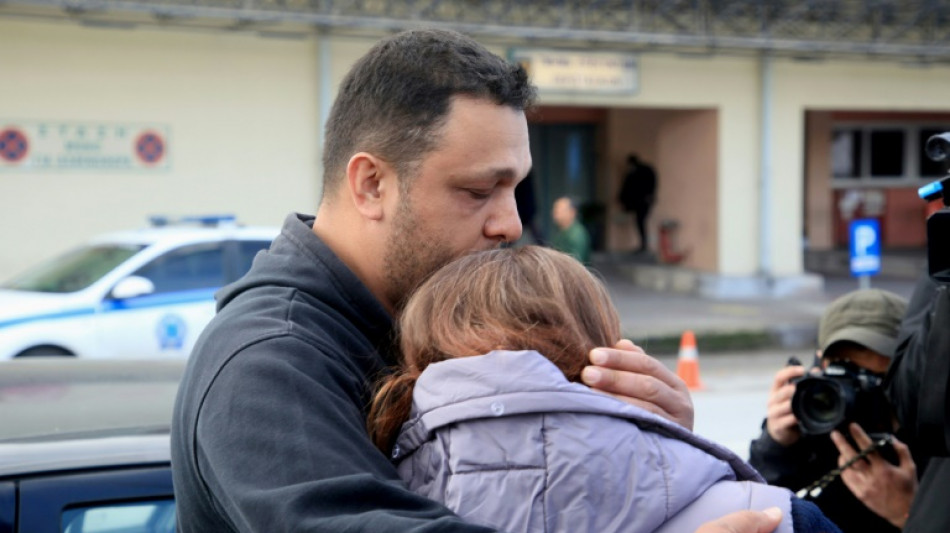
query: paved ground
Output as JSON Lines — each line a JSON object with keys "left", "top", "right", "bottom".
{"left": 595, "top": 258, "right": 915, "bottom": 458}
{"left": 594, "top": 259, "right": 919, "bottom": 354}
{"left": 653, "top": 349, "right": 799, "bottom": 459}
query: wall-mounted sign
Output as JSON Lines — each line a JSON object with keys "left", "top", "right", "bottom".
{"left": 850, "top": 218, "right": 881, "bottom": 277}
{"left": 509, "top": 48, "right": 638, "bottom": 95}
{"left": 0, "top": 121, "right": 170, "bottom": 171}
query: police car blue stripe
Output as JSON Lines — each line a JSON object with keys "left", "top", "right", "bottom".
{"left": 0, "top": 308, "right": 97, "bottom": 329}
{"left": 0, "top": 288, "right": 219, "bottom": 330}
{"left": 102, "top": 288, "right": 219, "bottom": 311}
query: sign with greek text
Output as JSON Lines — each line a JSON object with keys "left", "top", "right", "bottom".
{"left": 0, "top": 121, "right": 170, "bottom": 171}
{"left": 509, "top": 48, "right": 638, "bottom": 94}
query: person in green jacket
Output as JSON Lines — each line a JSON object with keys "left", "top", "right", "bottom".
{"left": 551, "top": 196, "right": 591, "bottom": 264}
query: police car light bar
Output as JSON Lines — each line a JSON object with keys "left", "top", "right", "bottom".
{"left": 148, "top": 214, "right": 238, "bottom": 227}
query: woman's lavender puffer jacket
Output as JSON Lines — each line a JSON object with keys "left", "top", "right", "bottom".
{"left": 392, "top": 350, "right": 801, "bottom": 533}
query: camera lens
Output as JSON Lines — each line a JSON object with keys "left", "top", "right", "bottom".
{"left": 792, "top": 378, "right": 847, "bottom": 435}
{"left": 802, "top": 382, "right": 842, "bottom": 423}
{"left": 925, "top": 132, "right": 950, "bottom": 162}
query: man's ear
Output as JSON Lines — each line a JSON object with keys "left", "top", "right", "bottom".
{"left": 346, "top": 152, "right": 392, "bottom": 221}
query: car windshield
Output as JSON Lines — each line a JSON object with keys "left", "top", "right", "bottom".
{"left": 1, "top": 244, "right": 145, "bottom": 293}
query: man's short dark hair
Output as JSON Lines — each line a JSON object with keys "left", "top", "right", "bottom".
{"left": 321, "top": 28, "right": 536, "bottom": 198}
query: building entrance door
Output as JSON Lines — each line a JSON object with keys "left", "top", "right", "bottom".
{"left": 528, "top": 123, "right": 601, "bottom": 249}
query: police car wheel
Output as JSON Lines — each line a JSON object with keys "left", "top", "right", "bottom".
{"left": 15, "top": 346, "right": 74, "bottom": 358}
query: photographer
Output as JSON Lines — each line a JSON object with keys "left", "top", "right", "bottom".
{"left": 749, "top": 289, "right": 916, "bottom": 532}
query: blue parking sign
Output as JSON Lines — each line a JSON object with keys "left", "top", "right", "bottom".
{"left": 850, "top": 219, "right": 881, "bottom": 276}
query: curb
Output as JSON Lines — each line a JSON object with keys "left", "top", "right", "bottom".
{"left": 627, "top": 324, "right": 817, "bottom": 356}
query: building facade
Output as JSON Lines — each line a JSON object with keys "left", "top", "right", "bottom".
{"left": 2, "top": 1, "right": 949, "bottom": 295}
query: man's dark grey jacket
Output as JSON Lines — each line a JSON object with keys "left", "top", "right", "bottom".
{"left": 171, "top": 213, "right": 495, "bottom": 532}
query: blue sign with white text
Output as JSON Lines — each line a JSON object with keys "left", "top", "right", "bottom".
{"left": 850, "top": 219, "right": 881, "bottom": 276}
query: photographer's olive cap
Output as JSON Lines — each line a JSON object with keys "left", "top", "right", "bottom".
{"left": 818, "top": 289, "right": 908, "bottom": 358}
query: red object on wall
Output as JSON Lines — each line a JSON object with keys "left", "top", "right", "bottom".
{"left": 833, "top": 188, "right": 927, "bottom": 249}
{"left": 926, "top": 199, "right": 944, "bottom": 219}
{"left": 658, "top": 220, "right": 688, "bottom": 264}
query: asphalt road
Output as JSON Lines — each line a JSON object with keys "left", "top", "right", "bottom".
{"left": 655, "top": 349, "right": 804, "bottom": 460}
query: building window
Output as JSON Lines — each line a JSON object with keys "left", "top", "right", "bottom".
{"left": 831, "top": 124, "right": 950, "bottom": 185}
{"left": 831, "top": 130, "right": 861, "bottom": 179}
{"left": 869, "top": 129, "right": 905, "bottom": 177}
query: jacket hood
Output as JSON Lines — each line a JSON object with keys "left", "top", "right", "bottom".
{"left": 215, "top": 213, "right": 394, "bottom": 361}
{"left": 398, "top": 349, "right": 762, "bottom": 482}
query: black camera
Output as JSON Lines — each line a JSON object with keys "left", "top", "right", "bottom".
{"left": 791, "top": 361, "right": 893, "bottom": 436}
{"left": 921, "top": 132, "right": 950, "bottom": 282}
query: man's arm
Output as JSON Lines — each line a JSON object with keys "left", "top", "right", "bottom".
{"left": 190, "top": 337, "right": 789, "bottom": 533}
{"left": 582, "top": 339, "right": 694, "bottom": 430}
{"left": 190, "top": 337, "right": 497, "bottom": 532}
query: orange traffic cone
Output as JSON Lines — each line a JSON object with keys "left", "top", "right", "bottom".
{"left": 676, "top": 330, "right": 703, "bottom": 390}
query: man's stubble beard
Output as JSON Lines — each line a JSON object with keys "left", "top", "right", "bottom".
{"left": 383, "top": 197, "right": 457, "bottom": 313}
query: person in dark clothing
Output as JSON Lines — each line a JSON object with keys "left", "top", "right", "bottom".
{"left": 171, "top": 28, "right": 716, "bottom": 533}
{"left": 749, "top": 289, "right": 917, "bottom": 533}
{"left": 884, "top": 272, "right": 950, "bottom": 533}
{"left": 618, "top": 154, "right": 657, "bottom": 253}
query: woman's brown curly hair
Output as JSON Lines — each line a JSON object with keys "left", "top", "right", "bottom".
{"left": 367, "top": 245, "right": 621, "bottom": 453}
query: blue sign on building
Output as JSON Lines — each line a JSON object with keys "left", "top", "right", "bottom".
{"left": 850, "top": 218, "right": 881, "bottom": 276}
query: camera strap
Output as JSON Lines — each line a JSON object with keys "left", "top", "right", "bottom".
{"left": 795, "top": 433, "right": 894, "bottom": 500}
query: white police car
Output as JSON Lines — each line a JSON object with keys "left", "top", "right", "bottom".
{"left": 0, "top": 215, "right": 278, "bottom": 360}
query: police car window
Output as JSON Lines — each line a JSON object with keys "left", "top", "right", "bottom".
{"left": 134, "top": 243, "right": 226, "bottom": 294}
{"left": 62, "top": 499, "right": 175, "bottom": 533}
{"left": 234, "top": 240, "right": 271, "bottom": 279}
{"left": 2, "top": 244, "right": 144, "bottom": 293}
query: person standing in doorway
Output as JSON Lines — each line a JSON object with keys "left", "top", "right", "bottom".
{"left": 550, "top": 196, "right": 591, "bottom": 264}
{"left": 619, "top": 154, "right": 657, "bottom": 254}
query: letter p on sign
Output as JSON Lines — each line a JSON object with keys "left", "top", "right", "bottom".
{"left": 850, "top": 219, "right": 881, "bottom": 277}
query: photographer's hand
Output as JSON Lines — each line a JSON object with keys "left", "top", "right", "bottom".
{"left": 832, "top": 423, "right": 918, "bottom": 529}
{"left": 584, "top": 339, "right": 694, "bottom": 431}
{"left": 765, "top": 365, "right": 806, "bottom": 446}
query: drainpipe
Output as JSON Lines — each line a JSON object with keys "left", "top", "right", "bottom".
{"left": 317, "top": 32, "right": 333, "bottom": 202}
{"left": 759, "top": 54, "right": 773, "bottom": 280}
